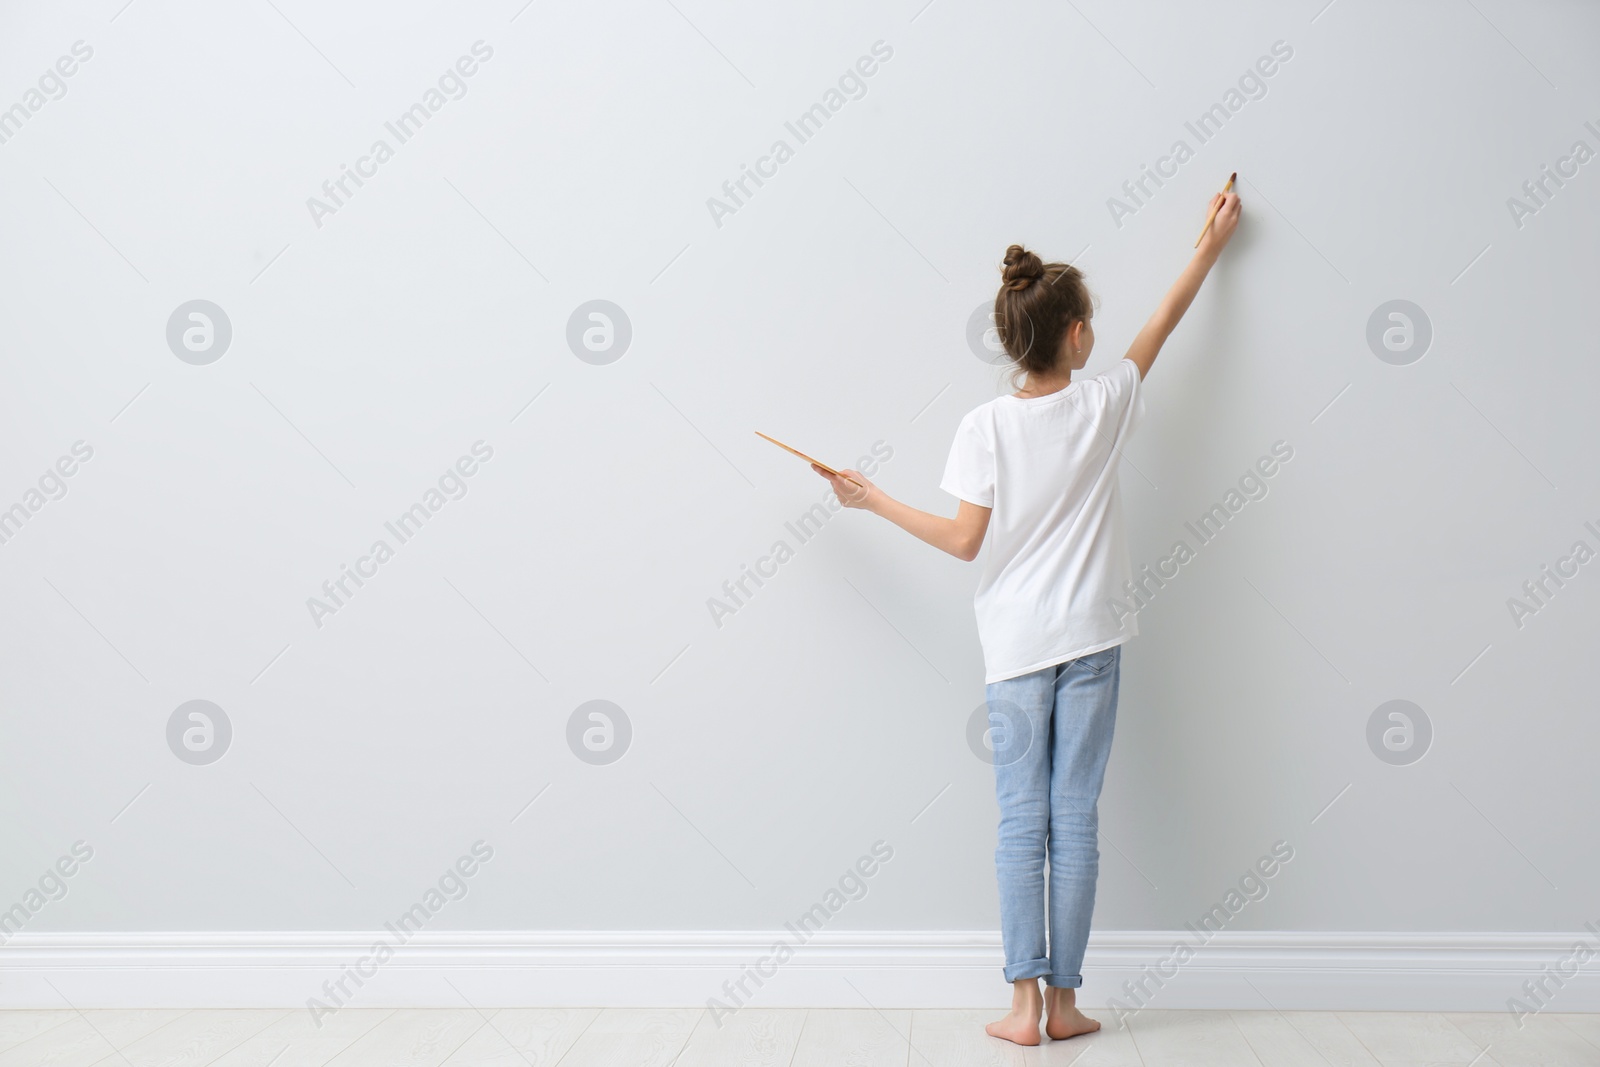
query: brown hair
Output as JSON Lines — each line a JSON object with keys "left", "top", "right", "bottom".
{"left": 993, "top": 244, "right": 1094, "bottom": 388}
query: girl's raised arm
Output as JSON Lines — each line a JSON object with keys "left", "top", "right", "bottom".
{"left": 1123, "top": 191, "right": 1241, "bottom": 381}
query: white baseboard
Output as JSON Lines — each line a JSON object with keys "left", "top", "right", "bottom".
{"left": 1, "top": 931, "right": 1595, "bottom": 1013}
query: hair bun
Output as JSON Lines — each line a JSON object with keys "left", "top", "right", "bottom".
{"left": 1001, "top": 244, "right": 1043, "bottom": 291}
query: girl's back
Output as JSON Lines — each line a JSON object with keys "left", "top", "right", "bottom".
{"left": 942, "top": 357, "right": 1145, "bottom": 685}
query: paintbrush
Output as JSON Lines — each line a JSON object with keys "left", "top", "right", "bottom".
{"left": 754, "top": 431, "right": 863, "bottom": 489}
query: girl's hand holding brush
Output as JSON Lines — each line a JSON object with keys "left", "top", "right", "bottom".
{"left": 1196, "top": 188, "right": 1242, "bottom": 258}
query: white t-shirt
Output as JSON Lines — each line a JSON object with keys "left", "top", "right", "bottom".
{"left": 940, "top": 357, "right": 1146, "bottom": 684}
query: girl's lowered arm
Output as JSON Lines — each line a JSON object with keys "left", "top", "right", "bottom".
{"left": 813, "top": 465, "right": 990, "bottom": 562}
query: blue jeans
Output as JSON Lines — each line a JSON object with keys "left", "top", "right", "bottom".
{"left": 984, "top": 643, "right": 1121, "bottom": 987}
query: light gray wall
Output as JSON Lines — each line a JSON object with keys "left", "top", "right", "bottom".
{"left": 2, "top": 0, "right": 1596, "bottom": 939}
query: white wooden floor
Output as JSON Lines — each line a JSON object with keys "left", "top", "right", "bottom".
{"left": 1, "top": 1007, "right": 1596, "bottom": 1066}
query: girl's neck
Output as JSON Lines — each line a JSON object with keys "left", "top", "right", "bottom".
{"left": 1014, "top": 371, "right": 1072, "bottom": 399}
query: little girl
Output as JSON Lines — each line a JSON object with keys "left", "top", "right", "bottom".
{"left": 814, "top": 190, "right": 1241, "bottom": 1045}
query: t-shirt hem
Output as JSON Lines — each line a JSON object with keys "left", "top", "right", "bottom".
{"left": 937, "top": 473, "right": 993, "bottom": 507}
{"left": 941, "top": 488, "right": 994, "bottom": 507}
{"left": 984, "top": 635, "right": 1131, "bottom": 686}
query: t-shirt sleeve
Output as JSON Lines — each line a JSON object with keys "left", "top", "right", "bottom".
{"left": 1100, "top": 357, "right": 1146, "bottom": 440}
{"left": 940, "top": 412, "right": 995, "bottom": 507}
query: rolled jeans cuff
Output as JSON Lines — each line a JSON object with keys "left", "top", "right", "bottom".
{"left": 1002, "top": 957, "right": 1051, "bottom": 982}
{"left": 1045, "top": 974, "right": 1083, "bottom": 989}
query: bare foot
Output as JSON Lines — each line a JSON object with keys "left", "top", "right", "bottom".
{"left": 986, "top": 980, "right": 1043, "bottom": 1046}
{"left": 1045, "top": 986, "right": 1102, "bottom": 1040}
